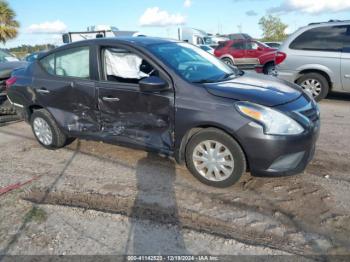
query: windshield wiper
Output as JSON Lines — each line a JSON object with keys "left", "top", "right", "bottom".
{"left": 192, "top": 79, "right": 217, "bottom": 84}
{"left": 220, "top": 72, "right": 236, "bottom": 81}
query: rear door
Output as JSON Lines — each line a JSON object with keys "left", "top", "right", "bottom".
{"left": 34, "top": 46, "right": 100, "bottom": 134}
{"left": 96, "top": 45, "right": 175, "bottom": 153}
{"left": 341, "top": 26, "right": 350, "bottom": 92}
{"left": 229, "top": 41, "right": 246, "bottom": 65}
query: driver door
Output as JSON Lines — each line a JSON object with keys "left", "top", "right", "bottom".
{"left": 96, "top": 46, "right": 175, "bottom": 153}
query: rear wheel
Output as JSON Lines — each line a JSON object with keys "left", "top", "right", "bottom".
{"left": 185, "top": 128, "right": 246, "bottom": 188}
{"left": 296, "top": 73, "right": 329, "bottom": 101}
{"left": 263, "top": 62, "right": 276, "bottom": 75}
{"left": 221, "top": 57, "right": 234, "bottom": 66}
{"left": 30, "top": 109, "right": 73, "bottom": 149}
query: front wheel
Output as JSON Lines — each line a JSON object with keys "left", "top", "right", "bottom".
{"left": 185, "top": 128, "right": 246, "bottom": 188}
{"left": 296, "top": 73, "right": 329, "bottom": 101}
{"left": 31, "top": 109, "right": 73, "bottom": 149}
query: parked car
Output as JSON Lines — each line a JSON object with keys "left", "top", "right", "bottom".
{"left": 0, "top": 50, "right": 27, "bottom": 115}
{"left": 25, "top": 51, "right": 46, "bottom": 63}
{"left": 254, "top": 51, "right": 277, "bottom": 75}
{"left": 214, "top": 39, "right": 276, "bottom": 68}
{"left": 199, "top": 45, "right": 215, "bottom": 54}
{"left": 6, "top": 37, "right": 320, "bottom": 188}
{"left": 276, "top": 20, "right": 350, "bottom": 101}
{"left": 264, "top": 42, "right": 282, "bottom": 49}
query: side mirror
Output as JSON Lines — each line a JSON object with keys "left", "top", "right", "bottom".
{"left": 257, "top": 46, "right": 263, "bottom": 51}
{"left": 62, "top": 34, "right": 70, "bottom": 44}
{"left": 139, "top": 76, "right": 169, "bottom": 93}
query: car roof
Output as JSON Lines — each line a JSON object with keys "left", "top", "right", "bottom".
{"left": 302, "top": 21, "right": 350, "bottom": 30}
{"left": 39, "top": 36, "right": 180, "bottom": 59}
{"left": 45, "top": 37, "right": 179, "bottom": 56}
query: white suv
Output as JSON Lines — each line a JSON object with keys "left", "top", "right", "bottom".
{"left": 276, "top": 20, "right": 350, "bottom": 101}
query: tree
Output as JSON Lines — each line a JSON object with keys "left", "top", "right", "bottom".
{"left": 0, "top": 0, "right": 19, "bottom": 44}
{"left": 259, "top": 15, "right": 287, "bottom": 42}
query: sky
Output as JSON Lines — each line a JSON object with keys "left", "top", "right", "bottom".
{"left": 3, "top": 0, "right": 350, "bottom": 48}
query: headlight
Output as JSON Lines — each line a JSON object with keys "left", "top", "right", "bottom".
{"left": 236, "top": 101, "right": 304, "bottom": 135}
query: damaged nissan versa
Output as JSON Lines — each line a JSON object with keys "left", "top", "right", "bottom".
{"left": 6, "top": 37, "right": 320, "bottom": 187}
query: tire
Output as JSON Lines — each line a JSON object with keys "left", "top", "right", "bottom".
{"left": 263, "top": 62, "right": 276, "bottom": 75}
{"left": 296, "top": 73, "right": 329, "bottom": 102}
{"left": 221, "top": 57, "right": 234, "bottom": 66}
{"left": 185, "top": 128, "right": 246, "bottom": 188}
{"left": 30, "top": 109, "right": 69, "bottom": 149}
{"left": 0, "top": 99, "right": 17, "bottom": 116}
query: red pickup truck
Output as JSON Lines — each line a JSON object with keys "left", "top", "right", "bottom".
{"left": 214, "top": 39, "right": 276, "bottom": 71}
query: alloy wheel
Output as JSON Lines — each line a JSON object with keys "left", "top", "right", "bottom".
{"left": 301, "top": 79, "right": 322, "bottom": 97}
{"left": 33, "top": 117, "right": 53, "bottom": 146}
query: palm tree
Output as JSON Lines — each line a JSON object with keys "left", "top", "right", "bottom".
{"left": 0, "top": 0, "right": 19, "bottom": 44}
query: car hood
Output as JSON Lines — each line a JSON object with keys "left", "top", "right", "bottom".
{"left": 205, "top": 72, "right": 303, "bottom": 107}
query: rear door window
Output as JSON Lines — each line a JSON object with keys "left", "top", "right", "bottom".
{"left": 231, "top": 41, "right": 246, "bottom": 50}
{"left": 290, "top": 26, "right": 347, "bottom": 52}
{"left": 40, "top": 46, "right": 90, "bottom": 78}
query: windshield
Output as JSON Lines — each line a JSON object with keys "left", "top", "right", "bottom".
{"left": 0, "top": 50, "right": 19, "bottom": 63}
{"left": 149, "top": 42, "right": 238, "bottom": 83}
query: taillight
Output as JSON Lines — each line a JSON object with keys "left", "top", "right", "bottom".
{"left": 5, "top": 76, "right": 17, "bottom": 90}
{"left": 275, "top": 52, "right": 287, "bottom": 65}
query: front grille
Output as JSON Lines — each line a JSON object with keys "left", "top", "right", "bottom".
{"left": 298, "top": 102, "right": 319, "bottom": 123}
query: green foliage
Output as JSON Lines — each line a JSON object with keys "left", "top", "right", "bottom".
{"left": 6, "top": 44, "right": 57, "bottom": 53}
{"left": 24, "top": 206, "right": 48, "bottom": 224}
{"left": 5, "top": 44, "right": 57, "bottom": 59}
{"left": 259, "top": 15, "right": 288, "bottom": 42}
{"left": 0, "top": 0, "right": 19, "bottom": 44}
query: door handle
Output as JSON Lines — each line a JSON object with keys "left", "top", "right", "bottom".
{"left": 102, "top": 96, "right": 120, "bottom": 102}
{"left": 36, "top": 88, "right": 50, "bottom": 94}
{"left": 345, "top": 74, "right": 350, "bottom": 79}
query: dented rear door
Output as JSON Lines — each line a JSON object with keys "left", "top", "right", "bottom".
{"left": 33, "top": 45, "right": 100, "bottom": 135}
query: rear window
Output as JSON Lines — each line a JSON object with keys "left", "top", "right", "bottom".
{"left": 290, "top": 25, "right": 348, "bottom": 52}
{"left": 40, "top": 46, "right": 90, "bottom": 78}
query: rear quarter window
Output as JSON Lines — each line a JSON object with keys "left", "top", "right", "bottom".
{"left": 290, "top": 25, "right": 347, "bottom": 52}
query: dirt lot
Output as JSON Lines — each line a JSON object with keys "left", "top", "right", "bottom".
{"left": 0, "top": 94, "right": 349, "bottom": 258}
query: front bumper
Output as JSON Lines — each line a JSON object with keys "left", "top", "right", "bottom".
{"left": 236, "top": 119, "right": 320, "bottom": 177}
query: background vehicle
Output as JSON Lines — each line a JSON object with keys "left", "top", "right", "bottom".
{"left": 214, "top": 39, "right": 276, "bottom": 69}
{"left": 222, "top": 33, "right": 252, "bottom": 41}
{"left": 25, "top": 51, "right": 47, "bottom": 63}
{"left": 7, "top": 38, "right": 319, "bottom": 188}
{"left": 62, "top": 25, "right": 142, "bottom": 43}
{"left": 178, "top": 27, "right": 215, "bottom": 48}
{"left": 0, "top": 50, "right": 27, "bottom": 116}
{"left": 264, "top": 42, "right": 282, "bottom": 49}
{"left": 276, "top": 20, "right": 350, "bottom": 101}
{"left": 255, "top": 51, "right": 277, "bottom": 75}
{"left": 199, "top": 45, "right": 215, "bottom": 54}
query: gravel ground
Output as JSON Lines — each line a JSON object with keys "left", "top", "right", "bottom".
{"left": 0, "top": 94, "right": 349, "bottom": 257}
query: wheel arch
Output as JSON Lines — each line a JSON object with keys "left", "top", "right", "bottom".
{"left": 296, "top": 68, "right": 333, "bottom": 90}
{"left": 219, "top": 54, "right": 235, "bottom": 64}
{"left": 24, "top": 104, "right": 44, "bottom": 122}
{"left": 175, "top": 125, "right": 250, "bottom": 171}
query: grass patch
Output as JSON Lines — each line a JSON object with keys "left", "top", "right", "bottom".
{"left": 24, "top": 206, "right": 47, "bottom": 224}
